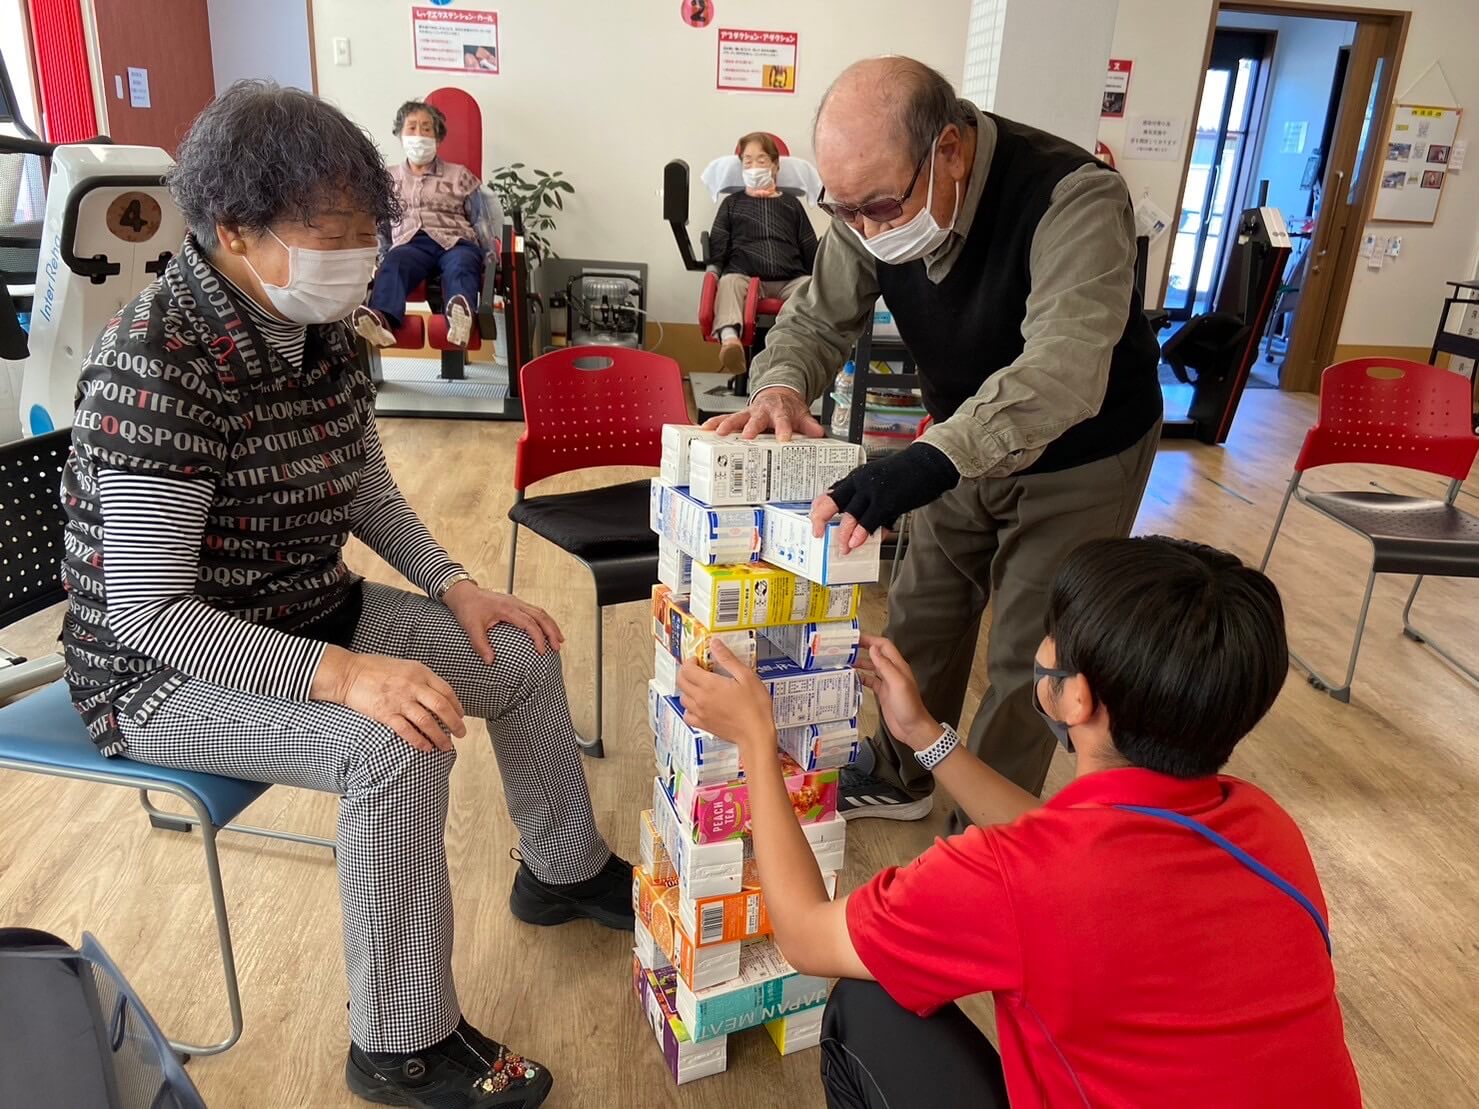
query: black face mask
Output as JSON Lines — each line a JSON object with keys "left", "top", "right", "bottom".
{"left": 1032, "top": 661, "right": 1078, "bottom": 753}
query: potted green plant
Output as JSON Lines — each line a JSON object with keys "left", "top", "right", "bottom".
{"left": 488, "top": 164, "right": 573, "bottom": 265}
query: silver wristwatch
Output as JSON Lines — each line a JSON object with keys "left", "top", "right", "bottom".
{"left": 913, "top": 723, "right": 960, "bottom": 772}
{"left": 435, "top": 571, "right": 476, "bottom": 602}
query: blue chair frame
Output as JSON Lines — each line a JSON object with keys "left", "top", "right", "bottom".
{"left": 0, "top": 431, "right": 334, "bottom": 1057}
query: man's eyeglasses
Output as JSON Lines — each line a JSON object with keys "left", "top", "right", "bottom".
{"left": 818, "top": 148, "right": 931, "bottom": 224}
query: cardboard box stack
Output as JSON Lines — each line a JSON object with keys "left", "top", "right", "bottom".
{"left": 632, "top": 426, "right": 882, "bottom": 1084}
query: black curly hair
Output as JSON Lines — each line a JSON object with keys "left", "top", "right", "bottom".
{"left": 167, "top": 79, "right": 401, "bottom": 248}
{"left": 393, "top": 100, "right": 447, "bottom": 141}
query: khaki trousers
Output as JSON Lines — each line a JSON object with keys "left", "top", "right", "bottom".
{"left": 872, "top": 422, "right": 1160, "bottom": 797}
{"left": 713, "top": 274, "right": 807, "bottom": 335}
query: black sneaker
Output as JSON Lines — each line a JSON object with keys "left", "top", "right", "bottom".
{"left": 508, "top": 852, "right": 635, "bottom": 930}
{"left": 838, "top": 767, "right": 934, "bottom": 821}
{"left": 346, "top": 1018, "right": 552, "bottom": 1108}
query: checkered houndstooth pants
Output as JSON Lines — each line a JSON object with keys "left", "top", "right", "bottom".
{"left": 118, "top": 582, "right": 611, "bottom": 1052}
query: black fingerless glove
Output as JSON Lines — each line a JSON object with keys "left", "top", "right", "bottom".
{"left": 826, "top": 442, "right": 960, "bottom": 532}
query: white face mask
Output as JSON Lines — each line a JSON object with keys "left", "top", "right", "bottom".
{"left": 402, "top": 135, "right": 437, "bottom": 165}
{"left": 246, "top": 229, "right": 379, "bottom": 325}
{"left": 742, "top": 166, "right": 774, "bottom": 190}
{"left": 851, "top": 135, "right": 961, "bottom": 266}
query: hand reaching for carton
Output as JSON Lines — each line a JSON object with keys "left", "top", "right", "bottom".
{"left": 677, "top": 640, "right": 777, "bottom": 751}
{"left": 855, "top": 635, "right": 943, "bottom": 751}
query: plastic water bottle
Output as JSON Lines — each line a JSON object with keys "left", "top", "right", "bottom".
{"left": 829, "top": 360, "right": 856, "bottom": 438}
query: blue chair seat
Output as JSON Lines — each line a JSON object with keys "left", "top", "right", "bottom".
{"left": 0, "top": 681, "right": 268, "bottom": 827}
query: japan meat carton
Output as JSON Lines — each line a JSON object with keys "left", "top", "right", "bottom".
{"left": 652, "top": 584, "right": 757, "bottom": 673}
{"left": 649, "top": 479, "right": 761, "bottom": 565}
{"left": 689, "top": 561, "right": 860, "bottom": 631}
{"left": 777, "top": 718, "right": 861, "bottom": 771}
{"left": 653, "top": 693, "right": 741, "bottom": 786}
{"left": 657, "top": 537, "right": 693, "bottom": 597}
{"left": 670, "top": 755, "right": 840, "bottom": 844}
{"left": 760, "top": 619, "right": 861, "bottom": 670}
{"left": 761, "top": 503, "right": 883, "bottom": 585}
{"left": 632, "top": 955, "right": 728, "bottom": 1084}
{"left": 676, "top": 938, "right": 830, "bottom": 1042}
{"left": 766, "top": 1006, "right": 825, "bottom": 1055}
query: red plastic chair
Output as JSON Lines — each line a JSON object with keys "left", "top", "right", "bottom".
{"left": 1259, "top": 357, "right": 1479, "bottom": 701}
{"left": 506, "top": 346, "right": 692, "bottom": 756}
{"left": 698, "top": 133, "right": 794, "bottom": 348}
{"left": 386, "top": 87, "right": 492, "bottom": 356}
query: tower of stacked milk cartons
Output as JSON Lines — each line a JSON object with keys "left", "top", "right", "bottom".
{"left": 632, "top": 426, "right": 883, "bottom": 1085}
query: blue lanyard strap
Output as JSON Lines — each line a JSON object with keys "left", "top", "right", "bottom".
{"left": 1113, "top": 804, "right": 1333, "bottom": 956}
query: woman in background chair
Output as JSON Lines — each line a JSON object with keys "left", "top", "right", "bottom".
{"left": 354, "top": 99, "right": 500, "bottom": 350}
{"left": 709, "top": 131, "right": 818, "bottom": 376}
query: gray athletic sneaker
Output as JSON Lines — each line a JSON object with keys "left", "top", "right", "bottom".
{"left": 838, "top": 766, "right": 934, "bottom": 821}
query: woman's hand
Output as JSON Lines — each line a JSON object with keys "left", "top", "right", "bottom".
{"left": 312, "top": 646, "right": 467, "bottom": 753}
{"left": 677, "top": 640, "right": 777, "bottom": 753}
{"left": 855, "top": 635, "right": 942, "bottom": 752}
{"left": 442, "top": 580, "right": 564, "bottom": 663}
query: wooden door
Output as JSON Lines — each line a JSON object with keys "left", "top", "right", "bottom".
{"left": 1281, "top": 15, "right": 1404, "bottom": 391}
{"left": 88, "top": 0, "right": 214, "bottom": 153}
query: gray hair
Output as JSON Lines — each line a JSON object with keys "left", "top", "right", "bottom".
{"left": 817, "top": 57, "right": 975, "bottom": 162}
{"left": 167, "top": 80, "right": 401, "bottom": 248}
{"left": 393, "top": 100, "right": 447, "bottom": 140}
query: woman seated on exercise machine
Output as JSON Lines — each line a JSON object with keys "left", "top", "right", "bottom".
{"left": 353, "top": 98, "right": 500, "bottom": 351}
{"left": 62, "top": 80, "right": 628, "bottom": 1109}
{"left": 678, "top": 536, "right": 1360, "bottom": 1109}
{"left": 709, "top": 131, "right": 818, "bottom": 376}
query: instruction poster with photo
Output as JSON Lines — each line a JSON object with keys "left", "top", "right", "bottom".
{"left": 1374, "top": 104, "right": 1460, "bottom": 223}
{"left": 1102, "top": 59, "right": 1132, "bottom": 119}
{"left": 412, "top": 6, "right": 499, "bottom": 75}
{"left": 717, "top": 29, "right": 798, "bottom": 94}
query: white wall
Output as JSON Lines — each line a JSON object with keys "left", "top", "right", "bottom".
{"left": 992, "top": 0, "right": 1119, "bottom": 152}
{"left": 0, "top": 0, "right": 39, "bottom": 130}
{"left": 208, "top": 0, "right": 313, "bottom": 95}
{"left": 310, "top": 0, "right": 970, "bottom": 323}
{"left": 1102, "top": 0, "right": 1479, "bottom": 351}
{"left": 1219, "top": 11, "right": 1355, "bottom": 220}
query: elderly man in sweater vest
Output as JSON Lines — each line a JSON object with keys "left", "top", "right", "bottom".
{"left": 709, "top": 56, "right": 1164, "bottom": 819}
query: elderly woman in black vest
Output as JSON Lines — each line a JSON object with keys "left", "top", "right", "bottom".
{"left": 709, "top": 57, "right": 1164, "bottom": 821}
{"left": 60, "top": 80, "right": 627, "bottom": 1109}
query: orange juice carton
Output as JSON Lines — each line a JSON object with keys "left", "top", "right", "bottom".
{"left": 690, "top": 561, "right": 861, "bottom": 631}
{"left": 652, "top": 584, "right": 757, "bottom": 673}
{"left": 761, "top": 503, "right": 883, "bottom": 585}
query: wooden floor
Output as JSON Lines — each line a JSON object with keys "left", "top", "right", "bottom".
{"left": 3, "top": 387, "right": 1477, "bottom": 1107}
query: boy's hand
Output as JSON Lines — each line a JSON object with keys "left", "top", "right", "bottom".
{"left": 856, "top": 635, "right": 942, "bottom": 751}
{"left": 677, "top": 640, "right": 777, "bottom": 750}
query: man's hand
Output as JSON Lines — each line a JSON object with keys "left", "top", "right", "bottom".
{"left": 311, "top": 646, "right": 467, "bottom": 753}
{"left": 703, "top": 386, "right": 824, "bottom": 442}
{"left": 676, "top": 640, "right": 778, "bottom": 752}
{"left": 810, "top": 441, "right": 959, "bottom": 549}
{"left": 854, "top": 635, "right": 942, "bottom": 751}
{"left": 442, "top": 580, "right": 564, "bottom": 664}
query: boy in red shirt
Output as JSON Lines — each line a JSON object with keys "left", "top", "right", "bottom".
{"left": 679, "top": 536, "right": 1361, "bottom": 1108}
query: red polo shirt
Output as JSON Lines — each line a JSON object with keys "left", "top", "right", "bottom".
{"left": 846, "top": 768, "right": 1361, "bottom": 1107}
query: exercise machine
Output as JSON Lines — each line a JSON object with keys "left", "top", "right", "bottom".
{"left": 537, "top": 257, "right": 649, "bottom": 351}
{"left": 1160, "top": 206, "right": 1291, "bottom": 444}
{"left": 8, "top": 138, "right": 179, "bottom": 436}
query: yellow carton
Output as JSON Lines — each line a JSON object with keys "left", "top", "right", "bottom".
{"left": 689, "top": 562, "right": 861, "bottom": 631}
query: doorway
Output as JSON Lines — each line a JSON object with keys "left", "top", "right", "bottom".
{"left": 1163, "top": 2, "right": 1407, "bottom": 394}
{"left": 1165, "top": 29, "right": 1271, "bottom": 322}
